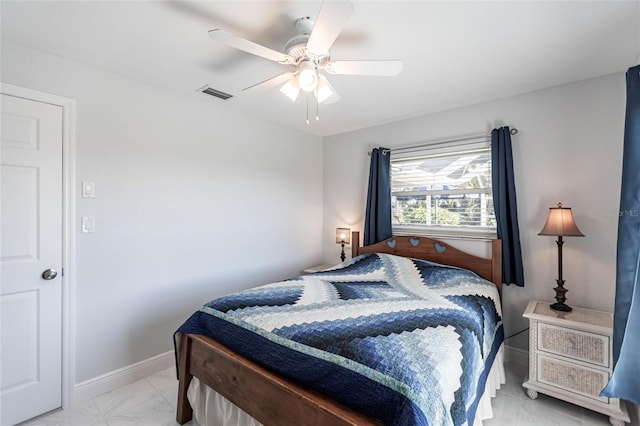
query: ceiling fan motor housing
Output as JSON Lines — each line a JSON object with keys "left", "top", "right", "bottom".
{"left": 284, "top": 34, "right": 310, "bottom": 61}
{"left": 286, "top": 17, "right": 330, "bottom": 65}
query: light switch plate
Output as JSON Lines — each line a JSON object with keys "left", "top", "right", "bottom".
{"left": 82, "top": 181, "right": 95, "bottom": 198}
{"left": 81, "top": 216, "right": 95, "bottom": 233}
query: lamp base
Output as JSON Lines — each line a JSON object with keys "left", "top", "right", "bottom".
{"left": 551, "top": 278, "right": 571, "bottom": 312}
{"left": 550, "top": 302, "right": 572, "bottom": 312}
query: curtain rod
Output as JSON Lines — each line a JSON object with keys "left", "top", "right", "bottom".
{"left": 368, "top": 128, "right": 518, "bottom": 156}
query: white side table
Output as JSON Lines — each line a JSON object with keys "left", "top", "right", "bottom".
{"left": 522, "top": 300, "right": 629, "bottom": 425}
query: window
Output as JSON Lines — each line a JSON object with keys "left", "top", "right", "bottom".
{"left": 391, "top": 142, "right": 496, "bottom": 238}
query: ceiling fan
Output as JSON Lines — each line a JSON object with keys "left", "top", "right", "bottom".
{"left": 208, "top": 0, "right": 403, "bottom": 123}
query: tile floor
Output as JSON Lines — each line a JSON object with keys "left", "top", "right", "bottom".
{"left": 23, "top": 362, "right": 614, "bottom": 426}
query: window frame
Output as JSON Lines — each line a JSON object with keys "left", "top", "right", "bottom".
{"left": 390, "top": 141, "right": 497, "bottom": 240}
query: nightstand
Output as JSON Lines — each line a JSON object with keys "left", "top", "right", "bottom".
{"left": 522, "top": 300, "right": 629, "bottom": 425}
{"left": 302, "top": 263, "right": 335, "bottom": 274}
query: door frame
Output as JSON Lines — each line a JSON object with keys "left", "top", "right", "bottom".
{"left": 1, "top": 82, "right": 77, "bottom": 409}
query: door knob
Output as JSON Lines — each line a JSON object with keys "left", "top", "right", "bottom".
{"left": 42, "top": 269, "right": 58, "bottom": 280}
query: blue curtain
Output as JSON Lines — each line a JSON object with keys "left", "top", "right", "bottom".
{"left": 364, "top": 148, "right": 392, "bottom": 245}
{"left": 491, "top": 127, "right": 525, "bottom": 286}
{"left": 601, "top": 64, "right": 640, "bottom": 404}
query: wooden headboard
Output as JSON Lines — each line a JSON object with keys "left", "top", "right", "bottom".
{"left": 351, "top": 231, "right": 502, "bottom": 294}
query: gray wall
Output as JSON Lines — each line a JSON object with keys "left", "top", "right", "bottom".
{"left": 1, "top": 34, "right": 629, "bottom": 395}
{"left": 1, "top": 40, "right": 324, "bottom": 383}
{"left": 322, "top": 73, "right": 626, "bottom": 351}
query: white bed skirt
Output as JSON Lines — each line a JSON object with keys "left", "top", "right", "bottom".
{"left": 188, "top": 344, "right": 506, "bottom": 426}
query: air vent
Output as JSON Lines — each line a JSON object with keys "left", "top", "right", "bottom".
{"left": 198, "top": 85, "right": 233, "bottom": 100}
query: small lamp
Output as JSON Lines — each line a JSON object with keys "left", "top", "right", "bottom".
{"left": 335, "top": 228, "right": 351, "bottom": 262}
{"left": 538, "top": 203, "right": 584, "bottom": 312}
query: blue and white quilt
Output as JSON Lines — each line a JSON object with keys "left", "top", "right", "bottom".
{"left": 176, "top": 253, "right": 503, "bottom": 426}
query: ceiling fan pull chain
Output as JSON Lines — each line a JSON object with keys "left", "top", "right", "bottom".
{"left": 306, "top": 93, "right": 310, "bottom": 125}
{"left": 315, "top": 69, "right": 320, "bottom": 121}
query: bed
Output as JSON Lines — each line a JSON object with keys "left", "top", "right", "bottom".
{"left": 175, "top": 232, "right": 504, "bottom": 426}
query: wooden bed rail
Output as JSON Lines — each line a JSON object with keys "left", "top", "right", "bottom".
{"left": 176, "top": 333, "right": 381, "bottom": 426}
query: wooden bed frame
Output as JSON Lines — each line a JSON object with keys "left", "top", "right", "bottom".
{"left": 176, "top": 233, "right": 502, "bottom": 426}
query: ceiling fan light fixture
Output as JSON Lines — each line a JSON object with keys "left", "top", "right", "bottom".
{"left": 297, "top": 61, "right": 318, "bottom": 92}
{"left": 315, "top": 77, "right": 334, "bottom": 103}
{"left": 280, "top": 77, "right": 300, "bottom": 102}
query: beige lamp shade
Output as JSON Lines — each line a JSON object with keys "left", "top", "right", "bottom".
{"left": 538, "top": 203, "right": 584, "bottom": 237}
{"left": 336, "top": 228, "right": 351, "bottom": 244}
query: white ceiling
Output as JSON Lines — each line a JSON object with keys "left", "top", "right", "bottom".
{"left": 2, "top": 1, "right": 639, "bottom": 137}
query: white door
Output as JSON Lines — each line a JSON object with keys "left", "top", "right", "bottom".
{"left": 1, "top": 93, "right": 63, "bottom": 425}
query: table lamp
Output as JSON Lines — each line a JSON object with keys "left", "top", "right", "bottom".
{"left": 538, "top": 203, "right": 584, "bottom": 312}
{"left": 336, "top": 228, "right": 350, "bottom": 262}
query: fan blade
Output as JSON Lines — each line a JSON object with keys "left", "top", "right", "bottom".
{"left": 306, "top": 1, "right": 354, "bottom": 56}
{"left": 325, "top": 60, "right": 403, "bottom": 76}
{"left": 209, "top": 29, "right": 292, "bottom": 63}
{"left": 242, "top": 73, "right": 294, "bottom": 92}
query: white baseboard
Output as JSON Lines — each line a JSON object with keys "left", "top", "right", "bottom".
{"left": 72, "top": 350, "right": 174, "bottom": 406}
{"left": 504, "top": 344, "right": 529, "bottom": 366}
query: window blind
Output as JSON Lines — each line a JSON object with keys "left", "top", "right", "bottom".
{"left": 390, "top": 143, "right": 496, "bottom": 237}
